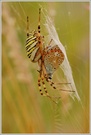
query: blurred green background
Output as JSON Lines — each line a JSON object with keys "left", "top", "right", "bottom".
{"left": 2, "top": 2, "right": 89, "bottom": 133}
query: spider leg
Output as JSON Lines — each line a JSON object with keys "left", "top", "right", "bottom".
{"left": 48, "top": 39, "right": 53, "bottom": 46}
{"left": 38, "top": 8, "right": 41, "bottom": 34}
{"left": 41, "top": 75, "right": 49, "bottom": 96}
{"left": 38, "top": 75, "right": 46, "bottom": 96}
{"left": 37, "top": 74, "right": 58, "bottom": 104}
{"left": 37, "top": 60, "right": 52, "bottom": 99}
{"left": 46, "top": 78, "right": 75, "bottom": 93}
{"left": 41, "top": 75, "right": 58, "bottom": 103}
{"left": 27, "top": 16, "right": 29, "bottom": 37}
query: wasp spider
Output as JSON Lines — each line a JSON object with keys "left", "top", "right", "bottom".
{"left": 25, "top": 8, "right": 75, "bottom": 103}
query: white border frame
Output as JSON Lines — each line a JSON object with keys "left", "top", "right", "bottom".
{"left": 1, "top": 0, "right": 90, "bottom": 2}
{"left": 0, "top": 0, "right": 2, "bottom": 134}
{"left": 0, "top": 0, "right": 91, "bottom": 135}
{"left": 90, "top": 0, "right": 91, "bottom": 134}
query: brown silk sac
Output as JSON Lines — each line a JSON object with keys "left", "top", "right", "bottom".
{"left": 43, "top": 45, "right": 64, "bottom": 78}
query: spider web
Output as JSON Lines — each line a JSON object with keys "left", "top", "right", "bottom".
{"left": 2, "top": 1, "right": 90, "bottom": 133}
{"left": 44, "top": 11, "right": 80, "bottom": 101}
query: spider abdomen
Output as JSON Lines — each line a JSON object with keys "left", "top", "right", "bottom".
{"left": 26, "top": 31, "right": 43, "bottom": 62}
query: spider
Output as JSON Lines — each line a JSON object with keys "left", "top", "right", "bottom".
{"left": 25, "top": 8, "right": 75, "bottom": 103}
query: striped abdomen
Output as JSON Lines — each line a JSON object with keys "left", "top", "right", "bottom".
{"left": 25, "top": 31, "right": 41, "bottom": 62}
